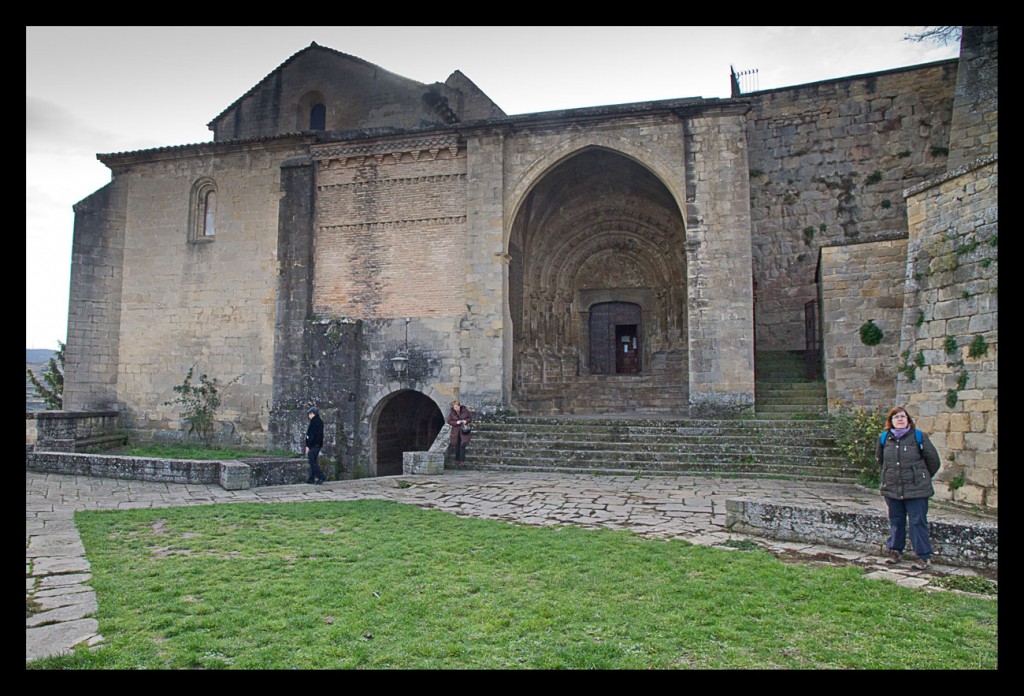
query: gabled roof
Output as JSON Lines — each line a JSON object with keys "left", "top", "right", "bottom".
{"left": 206, "top": 41, "right": 430, "bottom": 130}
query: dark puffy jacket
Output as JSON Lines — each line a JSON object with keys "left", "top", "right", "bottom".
{"left": 306, "top": 414, "right": 324, "bottom": 449}
{"left": 877, "top": 428, "right": 941, "bottom": 500}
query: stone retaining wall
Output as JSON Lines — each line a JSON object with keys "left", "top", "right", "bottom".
{"left": 26, "top": 452, "right": 306, "bottom": 490}
{"left": 726, "top": 498, "right": 996, "bottom": 570}
{"left": 32, "top": 410, "right": 124, "bottom": 452}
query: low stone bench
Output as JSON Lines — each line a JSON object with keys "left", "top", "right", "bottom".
{"left": 725, "top": 498, "right": 997, "bottom": 570}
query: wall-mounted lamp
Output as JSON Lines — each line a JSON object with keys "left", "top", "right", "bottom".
{"left": 390, "top": 318, "right": 411, "bottom": 377}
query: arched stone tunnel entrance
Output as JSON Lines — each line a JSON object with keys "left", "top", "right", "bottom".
{"left": 374, "top": 390, "right": 445, "bottom": 476}
{"left": 508, "top": 147, "right": 688, "bottom": 414}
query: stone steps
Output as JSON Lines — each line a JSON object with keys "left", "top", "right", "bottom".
{"left": 755, "top": 350, "right": 826, "bottom": 417}
{"left": 464, "top": 415, "right": 856, "bottom": 481}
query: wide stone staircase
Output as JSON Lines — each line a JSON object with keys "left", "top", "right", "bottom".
{"left": 755, "top": 350, "right": 827, "bottom": 419}
{"left": 461, "top": 415, "right": 857, "bottom": 482}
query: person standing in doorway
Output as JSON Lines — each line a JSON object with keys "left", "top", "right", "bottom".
{"left": 306, "top": 406, "right": 326, "bottom": 484}
{"left": 878, "top": 406, "right": 941, "bottom": 570}
{"left": 447, "top": 398, "right": 473, "bottom": 467}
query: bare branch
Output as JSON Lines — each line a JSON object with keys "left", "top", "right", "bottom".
{"left": 904, "top": 26, "right": 962, "bottom": 45}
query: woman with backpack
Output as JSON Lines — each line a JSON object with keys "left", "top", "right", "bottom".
{"left": 877, "top": 406, "right": 941, "bottom": 570}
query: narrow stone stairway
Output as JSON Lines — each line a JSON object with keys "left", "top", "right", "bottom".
{"left": 755, "top": 350, "right": 827, "bottom": 419}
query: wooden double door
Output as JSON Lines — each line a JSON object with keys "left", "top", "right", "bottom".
{"left": 589, "top": 302, "right": 641, "bottom": 374}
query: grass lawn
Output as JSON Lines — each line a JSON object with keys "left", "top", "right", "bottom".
{"left": 27, "top": 499, "right": 997, "bottom": 670}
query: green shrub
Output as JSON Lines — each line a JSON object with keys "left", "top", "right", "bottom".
{"left": 163, "top": 367, "right": 238, "bottom": 446}
{"left": 829, "top": 404, "right": 884, "bottom": 486}
{"left": 943, "top": 336, "right": 958, "bottom": 354}
{"left": 897, "top": 349, "right": 916, "bottom": 382}
{"left": 968, "top": 335, "right": 989, "bottom": 358}
{"left": 945, "top": 389, "right": 959, "bottom": 408}
{"left": 26, "top": 340, "right": 65, "bottom": 410}
{"left": 859, "top": 320, "right": 883, "bottom": 346}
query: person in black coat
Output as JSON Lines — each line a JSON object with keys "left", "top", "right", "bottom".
{"left": 305, "top": 406, "right": 326, "bottom": 484}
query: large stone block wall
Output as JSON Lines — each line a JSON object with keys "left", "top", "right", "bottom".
{"left": 899, "top": 155, "right": 997, "bottom": 508}
{"left": 683, "top": 109, "right": 756, "bottom": 412}
{"left": 64, "top": 182, "right": 126, "bottom": 412}
{"left": 461, "top": 131, "right": 509, "bottom": 409}
{"left": 820, "top": 238, "right": 907, "bottom": 409}
{"left": 745, "top": 61, "right": 958, "bottom": 350}
{"left": 108, "top": 141, "right": 307, "bottom": 445}
{"left": 947, "top": 27, "right": 998, "bottom": 170}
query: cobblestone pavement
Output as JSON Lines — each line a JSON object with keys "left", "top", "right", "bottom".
{"left": 26, "top": 470, "right": 996, "bottom": 663}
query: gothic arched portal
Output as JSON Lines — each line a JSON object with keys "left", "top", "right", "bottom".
{"left": 508, "top": 147, "right": 688, "bottom": 414}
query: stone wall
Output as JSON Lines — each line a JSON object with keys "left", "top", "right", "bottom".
{"left": 26, "top": 451, "right": 307, "bottom": 489}
{"left": 727, "top": 498, "right": 996, "bottom": 569}
{"left": 64, "top": 182, "right": 126, "bottom": 411}
{"left": 97, "top": 140, "right": 309, "bottom": 445}
{"left": 899, "top": 155, "right": 997, "bottom": 508}
{"left": 820, "top": 238, "right": 907, "bottom": 409}
{"left": 33, "top": 410, "right": 123, "bottom": 453}
{"left": 745, "top": 61, "right": 958, "bottom": 351}
{"left": 684, "top": 109, "right": 756, "bottom": 413}
{"left": 947, "top": 27, "right": 998, "bottom": 170}
{"left": 209, "top": 45, "right": 455, "bottom": 141}
{"left": 311, "top": 136, "right": 467, "bottom": 320}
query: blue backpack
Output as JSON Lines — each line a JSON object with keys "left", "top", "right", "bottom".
{"left": 879, "top": 429, "right": 923, "bottom": 454}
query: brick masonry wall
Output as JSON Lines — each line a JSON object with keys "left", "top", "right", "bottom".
{"left": 899, "top": 156, "right": 997, "bottom": 508}
{"left": 820, "top": 238, "right": 908, "bottom": 409}
{"left": 745, "top": 62, "right": 958, "bottom": 350}
{"left": 311, "top": 137, "right": 467, "bottom": 320}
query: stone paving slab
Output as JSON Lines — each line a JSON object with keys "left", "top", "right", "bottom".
{"left": 25, "top": 469, "right": 996, "bottom": 665}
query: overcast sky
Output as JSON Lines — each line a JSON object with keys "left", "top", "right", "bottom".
{"left": 26, "top": 26, "right": 960, "bottom": 350}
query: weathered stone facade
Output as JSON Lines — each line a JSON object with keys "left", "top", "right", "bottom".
{"left": 899, "top": 155, "right": 997, "bottom": 507}
{"left": 820, "top": 238, "right": 909, "bottom": 409}
{"left": 745, "top": 61, "right": 957, "bottom": 350}
{"left": 60, "top": 33, "right": 996, "bottom": 501}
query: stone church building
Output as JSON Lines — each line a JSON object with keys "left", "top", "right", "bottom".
{"left": 62, "top": 29, "right": 997, "bottom": 505}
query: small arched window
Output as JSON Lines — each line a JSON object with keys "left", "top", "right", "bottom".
{"left": 310, "top": 103, "right": 326, "bottom": 131}
{"left": 189, "top": 177, "right": 218, "bottom": 243}
{"left": 296, "top": 91, "right": 327, "bottom": 132}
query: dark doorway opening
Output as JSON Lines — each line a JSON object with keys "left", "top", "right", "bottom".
{"left": 375, "top": 391, "right": 444, "bottom": 476}
{"left": 589, "top": 302, "right": 642, "bottom": 374}
{"left": 615, "top": 324, "right": 640, "bottom": 373}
